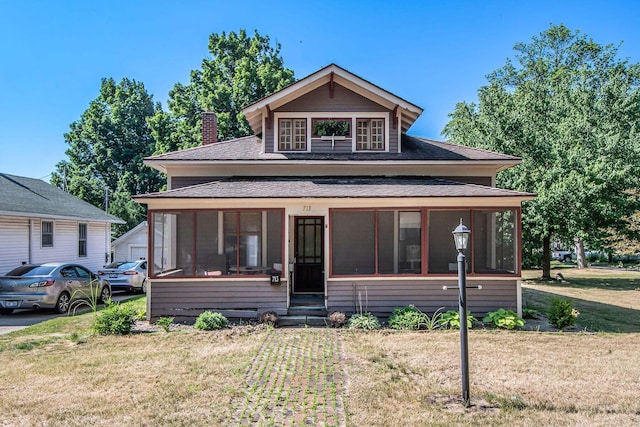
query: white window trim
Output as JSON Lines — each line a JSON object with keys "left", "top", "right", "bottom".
{"left": 273, "top": 111, "right": 391, "bottom": 153}
{"left": 41, "top": 220, "right": 54, "bottom": 248}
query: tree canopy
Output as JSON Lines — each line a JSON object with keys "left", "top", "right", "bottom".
{"left": 51, "top": 77, "right": 163, "bottom": 235}
{"left": 443, "top": 24, "right": 640, "bottom": 277}
{"left": 149, "top": 29, "right": 296, "bottom": 153}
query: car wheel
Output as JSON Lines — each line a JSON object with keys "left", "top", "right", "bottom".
{"left": 55, "top": 292, "right": 71, "bottom": 314}
{"left": 140, "top": 280, "right": 147, "bottom": 294}
{"left": 563, "top": 255, "right": 572, "bottom": 262}
{"left": 99, "top": 286, "right": 111, "bottom": 304}
{"left": 0, "top": 308, "right": 14, "bottom": 315}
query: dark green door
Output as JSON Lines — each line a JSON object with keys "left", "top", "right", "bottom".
{"left": 294, "top": 217, "right": 324, "bottom": 293}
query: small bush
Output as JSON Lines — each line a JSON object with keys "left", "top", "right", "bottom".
{"left": 547, "top": 297, "right": 579, "bottom": 329}
{"left": 93, "top": 301, "right": 138, "bottom": 335}
{"left": 439, "top": 310, "right": 477, "bottom": 329}
{"left": 155, "top": 316, "right": 174, "bottom": 332}
{"left": 483, "top": 308, "right": 525, "bottom": 330}
{"left": 388, "top": 305, "right": 429, "bottom": 330}
{"left": 522, "top": 307, "right": 541, "bottom": 319}
{"left": 348, "top": 312, "right": 381, "bottom": 330}
{"left": 194, "top": 311, "right": 228, "bottom": 331}
{"left": 260, "top": 311, "right": 279, "bottom": 327}
{"left": 328, "top": 311, "right": 347, "bottom": 328}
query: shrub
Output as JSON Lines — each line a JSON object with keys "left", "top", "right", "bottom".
{"left": 483, "top": 308, "right": 525, "bottom": 330}
{"left": 388, "top": 305, "right": 430, "bottom": 330}
{"left": 260, "top": 311, "right": 279, "bottom": 327}
{"left": 93, "top": 301, "right": 138, "bottom": 335}
{"left": 439, "top": 310, "right": 477, "bottom": 329}
{"left": 155, "top": 316, "right": 174, "bottom": 332}
{"left": 328, "top": 311, "right": 347, "bottom": 328}
{"left": 522, "top": 307, "right": 541, "bottom": 319}
{"left": 348, "top": 312, "right": 381, "bottom": 330}
{"left": 547, "top": 297, "right": 579, "bottom": 329}
{"left": 194, "top": 311, "right": 228, "bottom": 331}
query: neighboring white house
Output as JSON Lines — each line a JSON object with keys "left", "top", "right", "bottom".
{"left": 111, "top": 221, "right": 148, "bottom": 262}
{"left": 0, "top": 173, "right": 124, "bottom": 274}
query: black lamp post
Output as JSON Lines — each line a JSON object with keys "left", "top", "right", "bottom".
{"left": 452, "top": 219, "right": 471, "bottom": 407}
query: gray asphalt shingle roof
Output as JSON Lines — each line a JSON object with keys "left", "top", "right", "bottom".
{"left": 0, "top": 173, "right": 124, "bottom": 223}
{"left": 144, "top": 134, "right": 519, "bottom": 162}
{"left": 136, "top": 177, "right": 534, "bottom": 199}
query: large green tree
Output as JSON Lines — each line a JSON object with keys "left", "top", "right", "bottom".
{"left": 444, "top": 24, "right": 640, "bottom": 278}
{"left": 149, "top": 29, "right": 295, "bottom": 152}
{"left": 52, "top": 78, "right": 164, "bottom": 235}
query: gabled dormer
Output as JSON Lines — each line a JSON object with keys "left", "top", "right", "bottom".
{"left": 242, "top": 64, "right": 423, "bottom": 154}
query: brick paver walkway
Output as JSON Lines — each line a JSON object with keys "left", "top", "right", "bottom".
{"left": 231, "top": 328, "right": 346, "bottom": 426}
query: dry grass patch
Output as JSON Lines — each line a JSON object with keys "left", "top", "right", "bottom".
{"left": 0, "top": 327, "right": 263, "bottom": 426}
{"left": 341, "top": 330, "right": 640, "bottom": 426}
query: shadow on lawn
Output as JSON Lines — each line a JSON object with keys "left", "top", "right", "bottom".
{"left": 523, "top": 287, "right": 640, "bottom": 333}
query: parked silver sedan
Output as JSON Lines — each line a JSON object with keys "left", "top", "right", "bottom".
{"left": 0, "top": 263, "right": 111, "bottom": 314}
{"left": 98, "top": 259, "right": 147, "bottom": 293}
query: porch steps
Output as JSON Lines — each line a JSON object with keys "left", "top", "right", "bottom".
{"left": 279, "top": 314, "right": 328, "bottom": 327}
{"left": 281, "top": 304, "right": 328, "bottom": 326}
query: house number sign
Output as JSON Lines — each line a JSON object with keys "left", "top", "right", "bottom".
{"left": 302, "top": 205, "right": 311, "bottom": 211}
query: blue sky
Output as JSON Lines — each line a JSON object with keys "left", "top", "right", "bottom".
{"left": 1, "top": 0, "right": 639, "bottom": 180}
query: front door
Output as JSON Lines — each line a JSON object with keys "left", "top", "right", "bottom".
{"left": 294, "top": 217, "right": 324, "bottom": 293}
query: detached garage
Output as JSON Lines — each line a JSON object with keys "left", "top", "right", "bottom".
{"left": 111, "top": 221, "right": 147, "bottom": 262}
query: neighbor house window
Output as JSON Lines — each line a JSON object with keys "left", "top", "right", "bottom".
{"left": 41, "top": 221, "right": 53, "bottom": 247}
{"left": 150, "top": 210, "right": 283, "bottom": 278}
{"left": 331, "top": 209, "right": 421, "bottom": 275}
{"left": 356, "top": 119, "right": 384, "bottom": 150}
{"left": 78, "top": 223, "right": 87, "bottom": 257}
{"left": 279, "top": 119, "right": 307, "bottom": 151}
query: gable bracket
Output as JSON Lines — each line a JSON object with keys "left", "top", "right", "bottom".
{"left": 266, "top": 104, "right": 272, "bottom": 130}
{"left": 329, "top": 71, "right": 335, "bottom": 98}
{"left": 392, "top": 105, "right": 399, "bottom": 129}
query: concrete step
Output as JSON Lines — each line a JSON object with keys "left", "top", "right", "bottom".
{"left": 279, "top": 315, "right": 328, "bottom": 327}
{"left": 287, "top": 305, "right": 328, "bottom": 317}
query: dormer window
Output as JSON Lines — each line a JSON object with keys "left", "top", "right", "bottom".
{"left": 279, "top": 118, "right": 307, "bottom": 151}
{"left": 356, "top": 119, "right": 384, "bottom": 151}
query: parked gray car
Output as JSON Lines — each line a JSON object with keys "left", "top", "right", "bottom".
{"left": 98, "top": 259, "right": 147, "bottom": 293}
{"left": 0, "top": 263, "right": 111, "bottom": 314}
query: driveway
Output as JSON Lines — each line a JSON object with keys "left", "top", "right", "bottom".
{"left": 0, "top": 291, "right": 138, "bottom": 335}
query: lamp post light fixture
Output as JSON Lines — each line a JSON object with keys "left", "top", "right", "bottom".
{"left": 452, "top": 218, "right": 471, "bottom": 407}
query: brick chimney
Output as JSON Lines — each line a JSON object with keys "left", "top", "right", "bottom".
{"left": 202, "top": 111, "right": 218, "bottom": 145}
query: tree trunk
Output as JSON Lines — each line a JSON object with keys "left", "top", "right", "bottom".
{"left": 542, "top": 234, "right": 552, "bottom": 279}
{"left": 574, "top": 236, "right": 587, "bottom": 269}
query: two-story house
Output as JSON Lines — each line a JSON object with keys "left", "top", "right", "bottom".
{"left": 136, "top": 64, "right": 534, "bottom": 322}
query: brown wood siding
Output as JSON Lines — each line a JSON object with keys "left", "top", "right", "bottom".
{"left": 149, "top": 279, "right": 288, "bottom": 322}
{"left": 327, "top": 279, "right": 517, "bottom": 317}
{"left": 277, "top": 83, "right": 388, "bottom": 113}
{"left": 441, "top": 176, "right": 492, "bottom": 186}
{"left": 265, "top": 83, "right": 393, "bottom": 153}
{"left": 171, "top": 176, "right": 216, "bottom": 189}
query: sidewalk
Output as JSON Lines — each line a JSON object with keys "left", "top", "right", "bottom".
{"left": 231, "top": 328, "right": 347, "bottom": 426}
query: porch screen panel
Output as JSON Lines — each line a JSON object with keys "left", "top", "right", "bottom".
{"left": 473, "top": 209, "right": 517, "bottom": 274}
{"left": 377, "top": 211, "right": 395, "bottom": 274}
{"left": 223, "top": 212, "right": 238, "bottom": 272}
{"left": 428, "top": 210, "right": 471, "bottom": 274}
{"left": 399, "top": 212, "right": 421, "bottom": 274}
{"left": 266, "top": 211, "right": 283, "bottom": 270}
{"left": 151, "top": 212, "right": 193, "bottom": 277}
{"left": 332, "top": 211, "right": 375, "bottom": 275}
{"left": 195, "top": 211, "right": 219, "bottom": 276}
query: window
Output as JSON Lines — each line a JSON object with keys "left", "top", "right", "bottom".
{"left": 356, "top": 119, "right": 384, "bottom": 150}
{"left": 331, "top": 210, "right": 421, "bottom": 275}
{"left": 78, "top": 223, "right": 87, "bottom": 257}
{"left": 428, "top": 210, "right": 471, "bottom": 274}
{"left": 279, "top": 119, "right": 307, "bottom": 151}
{"left": 41, "top": 221, "right": 53, "bottom": 247}
{"left": 150, "top": 210, "right": 283, "bottom": 278}
{"left": 312, "top": 119, "right": 351, "bottom": 137}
